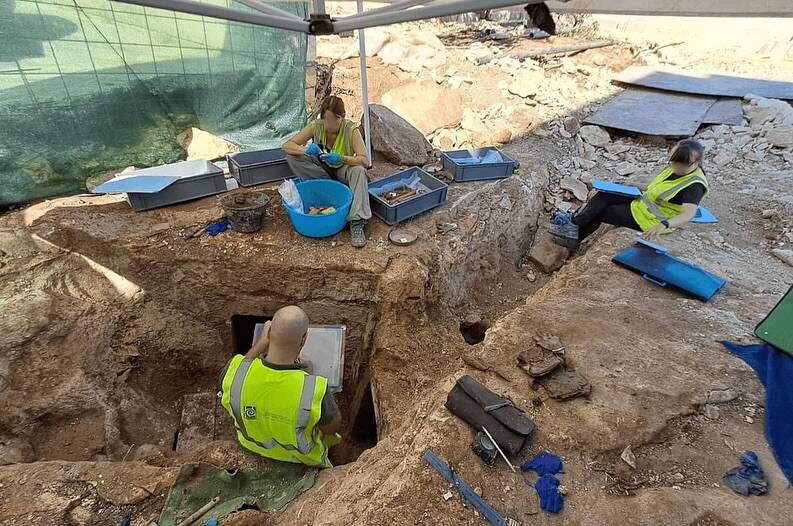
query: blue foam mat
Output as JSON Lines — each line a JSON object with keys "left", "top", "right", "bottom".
{"left": 592, "top": 180, "right": 642, "bottom": 197}
{"left": 613, "top": 242, "right": 727, "bottom": 301}
{"left": 692, "top": 206, "right": 718, "bottom": 223}
{"left": 592, "top": 180, "right": 718, "bottom": 224}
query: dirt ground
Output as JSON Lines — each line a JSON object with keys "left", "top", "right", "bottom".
{"left": 2, "top": 12, "right": 793, "bottom": 526}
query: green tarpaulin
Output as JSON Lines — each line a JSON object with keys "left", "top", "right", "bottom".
{"left": 159, "top": 461, "right": 317, "bottom": 525}
{"left": 0, "top": 0, "right": 308, "bottom": 205}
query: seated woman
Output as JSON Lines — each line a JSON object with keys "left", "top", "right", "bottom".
{"left": 283, "top": 96, "right": 371, "bottom": 248}
{"left": 550, "top": 139, "right": 709, "bottom": 247}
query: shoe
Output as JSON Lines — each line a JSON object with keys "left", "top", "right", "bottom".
{"left": 350, "top": 220, "right": 367, "bottom": 248}
{"left": 548, "top": 222, "right": 579, "bottom": 241}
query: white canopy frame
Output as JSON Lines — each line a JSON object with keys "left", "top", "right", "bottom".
{"left": 108, "top": 0, "right": 793, "bottom": 165}
{"left": 112, "top": 0, "right": 547, "bottom": 35}
{"left": 110, "top": 0, "right": 547, "bottom": 164}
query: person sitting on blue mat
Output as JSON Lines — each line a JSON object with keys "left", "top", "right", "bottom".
{"left": 282, "top": 96, "right": 372, "bottom": 248}
{"left": 549, "top": 139, "right": 709, "bottom": 246}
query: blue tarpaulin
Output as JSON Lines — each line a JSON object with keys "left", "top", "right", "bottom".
{"left": 721, "top": 341, "right": 793, "bottom": 486}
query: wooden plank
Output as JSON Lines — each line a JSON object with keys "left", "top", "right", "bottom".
{"left": 584, "top": 88, "right": 715, "bottom": 137}
{"left": 702, "top": 98, "right": 744, "bottom": 126}
{"left": 615, "top": 66, "right": 793, "bottom": 100}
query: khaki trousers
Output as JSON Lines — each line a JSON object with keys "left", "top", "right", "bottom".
{"left": 286, "top": 155, "right": 372, "bottom": 222}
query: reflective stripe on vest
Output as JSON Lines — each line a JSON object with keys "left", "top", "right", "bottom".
{"left": 640, "top": 173, "right": 708, "bottom": 221}
{"left": 656, "top": 174, "right": 707, "bottom": 203}
{"left": 630, "top": 167, "right": 709, "bottom": 231}
{"left": 228, "top": 358, "right": 318, "bottom": 454}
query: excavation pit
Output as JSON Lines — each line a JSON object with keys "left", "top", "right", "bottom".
{"left": 1, "top": 153, "right": 547, "bottom": 522}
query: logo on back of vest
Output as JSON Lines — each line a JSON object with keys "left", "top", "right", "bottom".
{"left": 244, "top": 406, "right": 257, "bottom": 419}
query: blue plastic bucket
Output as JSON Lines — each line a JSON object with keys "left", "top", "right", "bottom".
{"left": 284, "top": 179, "right": 352, "bottom": 238}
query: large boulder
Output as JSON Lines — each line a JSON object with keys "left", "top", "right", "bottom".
{"left": 177, "top": 127, "right": 239, "bottom": 161}
{"left": 381, "top": 81, "right": 463, "bottom": 134}
{"left": 508, "top": 69, "right": 545, "bottom": 99}
{"left": 365, "top": 105, "right": 432, "bottom": 166}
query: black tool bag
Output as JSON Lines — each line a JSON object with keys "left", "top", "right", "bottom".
{"left": 445, "top": 375, "right": 535, "bottom": 456}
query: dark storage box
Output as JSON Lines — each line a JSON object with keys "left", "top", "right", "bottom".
{"left": 126, "top": 160, "right": 226, "bottom": 211}
{"left": 228, "top": 148, "right": 292, "bottom": 187}
{"left": 441, "top": 147, "right": 519, "bottom": 182}
{"left": 368, "top": 167, "right": 448, "bottom": 226}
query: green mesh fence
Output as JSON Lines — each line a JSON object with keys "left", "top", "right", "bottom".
{"left": 0, "top": 0, "right": 309, "bottom": 205}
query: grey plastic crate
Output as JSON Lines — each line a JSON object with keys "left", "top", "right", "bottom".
{"left": 228, "top": 148, "right": 292, "bottom": 187}
{"left": 368, "top": 167, "right": 448, "bottom": 226}
{"left": 126, "top": 160, "right": 226, "bottom": 211}
{"left": 441, "top": 147, "right": 519, "bottom": 182}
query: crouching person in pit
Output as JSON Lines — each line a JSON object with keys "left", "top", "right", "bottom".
{"left": 282, "top": 96, "right": 372, "bottom": 248}
{"left": 218, "top": 306, "right": 342, "bottom": 468}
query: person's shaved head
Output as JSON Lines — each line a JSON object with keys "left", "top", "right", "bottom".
{"left": 269, "top": 306, "right": 309, "bottom": 358}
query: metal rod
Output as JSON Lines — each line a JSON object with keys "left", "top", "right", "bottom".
{"left": 481, "top": 426, "right": 516, "bottom": 473}
{"left": 479, "top": 40, "right": 613, "bottom": 64}
{"left": 234, "top": 0, "right": 304, "bottom": 20}
{"left": 112, "top": 0, "right": 311, "bottom": 33}
{"left": 313, "top": 0, "right": 326, "bottom": 16}
{"left": 333, "top": 0, "right": 543, "bottom": 32}
{"left": 356, "top": 0, "right": 372, "bottom": 168}
{"left": 341, "top": 0, "right": 429, "bottom": 21}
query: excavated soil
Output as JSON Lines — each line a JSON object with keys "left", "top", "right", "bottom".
{"left": 2, "top": 16, "right": 793, "bottom": 526}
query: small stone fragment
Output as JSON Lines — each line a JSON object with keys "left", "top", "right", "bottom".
{"left": 615, "top": 161, "right": 637, "bottom": 176}
{"left": 560, "top": 177, "right": 589, "bottom": 201}
{"left": 579, "top": 125, "right": 611, "bottom": 148}
{"left": 563, "top": 116, "right": 581, "bottom": 135}
{"left": 707, "top": 388, "right": 737, "bottom": 404}
{"left": 772, "top": 249, "right": 793, "bottom": 268}
{"left": 621, "top": 445, "right": 637, "bottom": 469}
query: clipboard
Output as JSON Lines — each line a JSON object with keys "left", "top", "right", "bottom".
{"left": 253, "top": 323, "right": 346, "bottom": 392}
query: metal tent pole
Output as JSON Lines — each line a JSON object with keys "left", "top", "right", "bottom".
{"left": 313, "top": 0, "right": 327, "bottom": 15}
{"left": 234, "top": 0, "right": 305, "bottom": 20}
{"left": 334, "top": 0, "right": 543, "bottom": 32}
{"left": 357, "top": 0, "right": 372, "bottom": 168}
{"left": 343, "top": 0, "right": 430, "bottom": 19}
{"left": 113, "top": 0, "right": 311, "bottom": 32}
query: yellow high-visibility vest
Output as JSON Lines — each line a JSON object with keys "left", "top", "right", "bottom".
{"left": 219, "top": 355, "right": 340, "bottom": 468}
{"left": 630, "top": 166, "right": 709, "bottom": 232}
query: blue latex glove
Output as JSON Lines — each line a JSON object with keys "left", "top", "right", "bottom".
{"left": 723, "top": 451, "right": 768, "bottom": 496}
{"left": 521, "top": 451, "right": 563, "bottom": 476}
{"left": 320, "top": 152, "right": 343, "bottom": 165}
{"left": 205, "top": 218, "right": 230, "bottom": 236}
{"left": 305, "top": 143, "right": 322, "bottom": 156}
{"left": 552, "top": 212, "right": 574, "bottom": 226}
{"left": 533, "top": 474, "right": 564, "bottom": 514}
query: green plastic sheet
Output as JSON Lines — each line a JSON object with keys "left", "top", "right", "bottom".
{"left": 159, "top": 461, "right": 317, "bottom": 525}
